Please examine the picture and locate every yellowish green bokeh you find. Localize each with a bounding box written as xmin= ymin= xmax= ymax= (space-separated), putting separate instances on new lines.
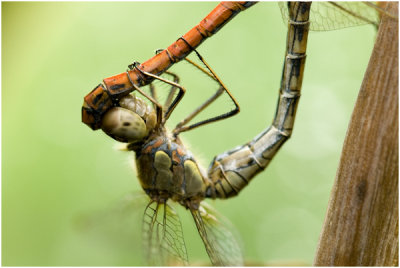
xmin=2 ymin=2 xmax=377 ymax=266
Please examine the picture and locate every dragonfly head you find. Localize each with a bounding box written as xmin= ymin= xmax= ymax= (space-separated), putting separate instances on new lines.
xmin=101 ymin=95 xmax=157 ymax=143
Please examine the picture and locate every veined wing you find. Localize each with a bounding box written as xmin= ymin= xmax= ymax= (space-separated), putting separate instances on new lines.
xmin=142 ymin=201 xmax=189 ymax=266
xmin=191 ymin=202 xmax=243 ymax=266
xmin=279 ymin=1 xmax=381 ymax=31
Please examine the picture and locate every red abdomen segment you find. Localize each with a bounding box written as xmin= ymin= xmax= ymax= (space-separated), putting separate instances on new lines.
xmin=82 ymin=1 xmax=256 ymax=130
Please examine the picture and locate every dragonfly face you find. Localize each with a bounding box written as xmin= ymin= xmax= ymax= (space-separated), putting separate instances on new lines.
xmin=101 ymin=95 xmax=156 ymax=143
xmin=101 ymin=107 xmax=148 ymax=142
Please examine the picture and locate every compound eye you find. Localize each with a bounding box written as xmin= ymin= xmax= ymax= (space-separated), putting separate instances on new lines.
xmin=101 ymin=107 xmax=147 ymax=143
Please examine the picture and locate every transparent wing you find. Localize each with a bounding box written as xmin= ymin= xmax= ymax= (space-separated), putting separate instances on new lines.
xmin=75 ymin=191 xmax=148 ymax=234
xmin=73 ymin=192 xmax=149 ymax=264
xmin=191 ymin=202 xmax=243 ymax=266
xmin=278 ymin=1 xmax=380 ymax=31
xmin=142 ymin=201 xmax=189 ymax=266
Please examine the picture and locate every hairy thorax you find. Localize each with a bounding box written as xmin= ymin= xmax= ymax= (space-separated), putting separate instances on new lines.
xmin=133 ymin=128 xmax=210 ymax=209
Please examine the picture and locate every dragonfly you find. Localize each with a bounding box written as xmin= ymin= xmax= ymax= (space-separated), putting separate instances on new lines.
xmin=81 ymin=1 xmax=396 ymax=266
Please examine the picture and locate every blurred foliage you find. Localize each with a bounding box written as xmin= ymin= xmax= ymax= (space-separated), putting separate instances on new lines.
xmin=2 ymin=2 xmax=377 ymax=266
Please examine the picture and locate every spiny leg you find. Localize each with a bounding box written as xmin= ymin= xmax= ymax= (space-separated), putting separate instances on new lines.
xmin=128 ymin=62 xmax=186 ymax=127
xmin=153 ymin=49 xmax=182 ymax=110
xmin=141 ymin=69 xmax=185 ymax=124
xmin=126 ymin=63 xmax=163 ymax=127
xmin=163 ymin=72 xmax=180 ymax=110
xmin=184 ymin=57 xmax=216 ymax=80
xmin=176 ymin=87 xmax=225 ymax=130
xmin=156 ymin=48 xmax=220 ymax=121
xmin=175 ymin=57 xmax=226 ymax=128
xmin=172 ymin=37 xmax=240 ymax=137
xmin=149 ymin=83 xmax=158 ymax=101
xmin=149 ymin=72 xmax=180 ymax=115
xmin=147 ymin=50 xmax=160 ymax=101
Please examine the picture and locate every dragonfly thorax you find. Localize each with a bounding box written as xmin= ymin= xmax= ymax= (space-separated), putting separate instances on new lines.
xmin=100 ymin=94 xmax=211 ymax=209
xmin=135 ymin=132 xmax=210 ymax=210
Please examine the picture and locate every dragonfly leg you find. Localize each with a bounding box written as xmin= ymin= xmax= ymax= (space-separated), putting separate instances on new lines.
xmin=172 ymin=37 xmax=240 ymax=137
xmin=130 ymin=62 xmax=186 ymax=125
xmin=126 ymin=68 xmax=163 ymax=128
xmin=162 ymin=72 xmax=180 ymax=111
xmin=149 ymin=83 xmax=157 ymax=100
xmin=151 ymin=49 xmax=181 ymax=110
xmin=148 ymin=72 xmax=180 ymax=115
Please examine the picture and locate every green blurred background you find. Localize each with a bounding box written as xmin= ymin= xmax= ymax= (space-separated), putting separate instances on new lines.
xmin=3 ymin=2 xmax=377 ymax=266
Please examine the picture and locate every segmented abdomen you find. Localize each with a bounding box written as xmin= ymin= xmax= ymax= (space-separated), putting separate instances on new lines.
xmin=207 ymin=126 xmax=288 ymax=198
xmin=207 ymin=2 xmax=311 ymax=199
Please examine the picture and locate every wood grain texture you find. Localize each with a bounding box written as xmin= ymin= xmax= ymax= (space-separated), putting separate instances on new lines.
xmin=314 ymin=2 xmax=398 ymax=266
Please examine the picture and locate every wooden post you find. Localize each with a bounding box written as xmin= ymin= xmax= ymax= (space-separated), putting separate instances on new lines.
xmin=314 ymin=2 xmax=398 ymax=266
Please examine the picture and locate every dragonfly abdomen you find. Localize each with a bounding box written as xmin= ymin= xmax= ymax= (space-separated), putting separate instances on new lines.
xmin=207 ymin=2 xmax=311 ymax=199
xmin=206 ymin=126 xmax=289 ymax=198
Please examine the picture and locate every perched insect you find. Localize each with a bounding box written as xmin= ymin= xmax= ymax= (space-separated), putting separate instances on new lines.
xmin=81 ymin=1 xmax=396 ymax=266
xmin=95 ymin=42 xmax=245 ymax=265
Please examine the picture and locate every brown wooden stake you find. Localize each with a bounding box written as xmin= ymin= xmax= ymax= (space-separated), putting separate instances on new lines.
xmin=314 ymin=2 xmax=398 ymax=266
